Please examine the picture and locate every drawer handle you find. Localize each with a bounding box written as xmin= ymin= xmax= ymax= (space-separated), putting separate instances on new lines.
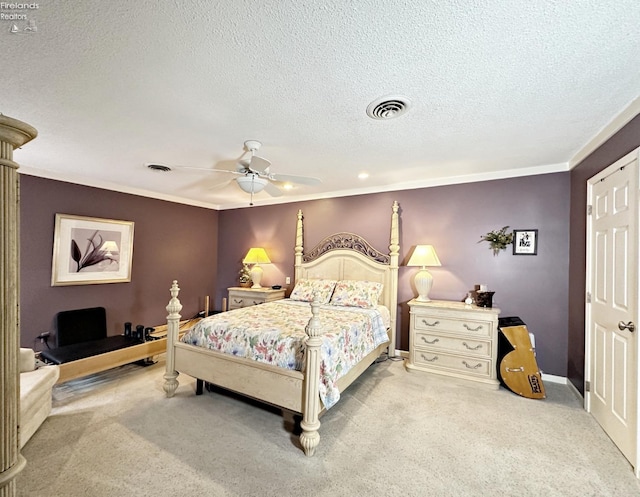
xmin=420 ymin=337 xmax=440 ymax=345
xmin=420 ymin=353 xmax=439 ymax=362
xmin=462 ymin=342 xmax=482 ymax=351
xmin=463 ymin=323 xmax=483 ymax=332
xmin=233 ymin=299 xmax=243 ymax=304
xmin=462 ymin=360 xmax=482 ymax=370
xmin=251 ymin=300 xmax=260 ymax=305
xmin=421 ymin=319 xmax=440 ymax=327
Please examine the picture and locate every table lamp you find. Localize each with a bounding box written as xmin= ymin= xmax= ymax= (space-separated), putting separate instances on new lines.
xmin=407 ymin=244 xmax=441 ymax=302
xmin=243 ymin=247 xmax=271 ymax=288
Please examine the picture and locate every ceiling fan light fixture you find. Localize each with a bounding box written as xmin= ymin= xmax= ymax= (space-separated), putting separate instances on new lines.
xmin=366 ymin=95 xmax=410 ymax=120
xmin=236 ymin=175 xmax=268 ymax=194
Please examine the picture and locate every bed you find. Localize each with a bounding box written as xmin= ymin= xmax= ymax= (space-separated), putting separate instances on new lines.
xmin=163 ymin=201 xmax=399 ymax=456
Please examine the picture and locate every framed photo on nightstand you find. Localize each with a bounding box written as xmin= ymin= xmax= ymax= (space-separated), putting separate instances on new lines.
xmin=513 ymin=229 xmax=538 ymax=255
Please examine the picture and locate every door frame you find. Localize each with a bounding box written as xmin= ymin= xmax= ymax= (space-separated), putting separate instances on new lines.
xmin=584 ymin=147 xmax=640 ymax=476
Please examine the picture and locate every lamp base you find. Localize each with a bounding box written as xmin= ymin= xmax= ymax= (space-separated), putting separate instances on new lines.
xmin=250 ymin=264 xmax=264 ymax=289
xmin=415 ymin=295 xmax=432 ymax=303
xmin=414 ymin=268 xmax=434 ymax=302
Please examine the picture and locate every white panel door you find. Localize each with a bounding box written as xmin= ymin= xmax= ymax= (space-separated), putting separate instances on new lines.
xmin=586 ymin=149 xmax=638 ymax=472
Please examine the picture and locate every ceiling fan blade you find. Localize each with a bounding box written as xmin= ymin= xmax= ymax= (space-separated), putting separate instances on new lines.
xmin=175 ymin=165 xmax=242 ymax=175
xmin=263 ymin=182 xmax=283 ymax=197
xmin=249 ymin=155 xmax=271 ymax=172
xmin=269 ymin=173 xmax=322 ymax=185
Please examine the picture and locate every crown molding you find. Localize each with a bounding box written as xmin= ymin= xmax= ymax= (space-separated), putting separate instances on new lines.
xmin=569 ymin=97 xmax=640 ymax=169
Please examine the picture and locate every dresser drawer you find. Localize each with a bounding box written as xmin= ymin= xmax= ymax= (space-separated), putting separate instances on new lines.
xmin=413 ymin=350 xmax=492 ymax=377
xmin=414 ymin=331 xmax=491 ymax=358
xmin=227 ymin=287 xmax=285 ymax=310
xmin=229 ymin=298 xmax=262 ymax=309
xmin=413 ymin=314 xmax=492 ymax=338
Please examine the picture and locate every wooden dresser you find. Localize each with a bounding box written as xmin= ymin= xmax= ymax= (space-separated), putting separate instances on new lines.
xmin=227 ymin=286 xmax=286 ymax=310
xmin=405 ymin=299 xmax=500 ymax=388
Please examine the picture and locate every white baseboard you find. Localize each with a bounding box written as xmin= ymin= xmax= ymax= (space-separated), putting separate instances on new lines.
xmin=541 ymin=372 xmax=566 ymax=384
xmin=565 ymin=378 xmax=584 ymax=404
xmin=541 ymin=372 xmax=585 ymax=404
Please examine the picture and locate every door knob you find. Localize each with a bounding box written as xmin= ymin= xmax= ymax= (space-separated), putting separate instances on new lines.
xmin=618 ymin=321 xmax=636 ymax=333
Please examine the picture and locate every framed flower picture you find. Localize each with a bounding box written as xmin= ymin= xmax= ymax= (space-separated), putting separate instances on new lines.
xmin=51 ymin=214 xmax=135 ymax=286
xmin=513 ymin=229 xmax=538 ymax=256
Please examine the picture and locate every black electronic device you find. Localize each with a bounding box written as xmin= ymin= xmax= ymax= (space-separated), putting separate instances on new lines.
xmin=272 ymin=285 xmax=282 ymax=290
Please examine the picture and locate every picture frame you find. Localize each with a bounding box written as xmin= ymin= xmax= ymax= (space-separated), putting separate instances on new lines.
xmin=513 ymin=229 xmax=538 ymax=256
xmin=51 ymin=214 xmax=134 ymax=286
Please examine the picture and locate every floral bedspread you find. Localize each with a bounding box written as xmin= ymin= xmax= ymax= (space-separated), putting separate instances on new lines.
xmin=180 ymin=299 xmax=389 ymax=409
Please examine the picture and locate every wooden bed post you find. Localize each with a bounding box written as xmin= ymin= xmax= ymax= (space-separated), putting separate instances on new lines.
xmin=163 ymin=280 xmax=182 ymax=398
xmin=294 ymin=209 xmax=303 ymax=283
xmin=299 ymin=300 xmax=322 ymax=456
xmin=388 ymin=201 xmax=400 ymax=357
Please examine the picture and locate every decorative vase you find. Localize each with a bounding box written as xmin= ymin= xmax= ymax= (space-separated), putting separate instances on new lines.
xmin=475 ymin=291 xmax=495 ymax=308
xmin=464 ymin=293 xmax=474 ymax=306
xmin=239 ymin=280 xmax=251 ymax=288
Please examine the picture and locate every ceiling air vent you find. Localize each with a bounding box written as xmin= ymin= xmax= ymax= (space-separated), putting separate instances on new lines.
xmin=146 ymin=163 xmax=172 ymax=172
xmin=366 ymin=95 xmax=410 ymax=120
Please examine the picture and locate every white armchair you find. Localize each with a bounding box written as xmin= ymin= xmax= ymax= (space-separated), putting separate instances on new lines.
xmin=19 ymin=347 xmax=59 ymax=448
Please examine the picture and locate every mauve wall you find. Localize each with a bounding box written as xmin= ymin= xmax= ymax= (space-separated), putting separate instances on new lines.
xmin=20 ymin=175 xmax=219 ymax=348
xmin=216 ymin=173 xmax=570 ymax=377
xmin=568 ymin=114 xmax=640 ymax=393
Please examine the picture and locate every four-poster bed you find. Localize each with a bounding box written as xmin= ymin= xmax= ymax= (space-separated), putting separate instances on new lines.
xmin=163 ymin=201 xmax=399 ymax=456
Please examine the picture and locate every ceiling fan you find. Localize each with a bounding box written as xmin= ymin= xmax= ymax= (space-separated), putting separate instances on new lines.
xmin=174 ymin=140 xmax=322 ymax=205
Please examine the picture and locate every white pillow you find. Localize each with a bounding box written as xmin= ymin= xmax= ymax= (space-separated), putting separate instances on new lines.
xmin=329 ymin=280 xmax=383 ymax=309
xmin=289 ymin=279 xmax=337 ymax=304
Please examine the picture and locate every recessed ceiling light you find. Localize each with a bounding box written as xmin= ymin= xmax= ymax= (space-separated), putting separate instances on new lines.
xmin=366 ymin=95 xmax=410 ymax=120
xmin=358 ymin=172 xmax=369 ymax=180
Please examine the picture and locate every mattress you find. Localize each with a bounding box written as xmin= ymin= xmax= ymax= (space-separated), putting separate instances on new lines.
xmin=180 ymin=299 xmax=389 ymax=408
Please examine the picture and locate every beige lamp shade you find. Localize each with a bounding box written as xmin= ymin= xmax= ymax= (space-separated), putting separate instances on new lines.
xmin=243 ymin=248 xmax=271 ymax=288
xmin=407 ymin=245 xmax=441 ymax=302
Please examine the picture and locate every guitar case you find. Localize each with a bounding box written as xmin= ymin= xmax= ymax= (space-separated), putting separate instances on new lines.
xmin=497 ymin=317 xmax=545 ymax=399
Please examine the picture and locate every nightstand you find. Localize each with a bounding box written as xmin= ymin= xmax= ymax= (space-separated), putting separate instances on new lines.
xmin=405 ymin=299 xmax=500 ymax=389
xmin=227 ymin=287 xmax=286 ymax=310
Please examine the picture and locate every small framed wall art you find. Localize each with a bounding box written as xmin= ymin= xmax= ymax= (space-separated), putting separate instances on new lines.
xmin=51 ymin=214 xmax=135 ymax=286
xmin=512 ymin=229 xmax=538 ymax=256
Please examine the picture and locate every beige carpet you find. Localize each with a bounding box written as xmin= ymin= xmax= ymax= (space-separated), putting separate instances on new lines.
xmin=17 ymin=357 xmax=640 ymax=497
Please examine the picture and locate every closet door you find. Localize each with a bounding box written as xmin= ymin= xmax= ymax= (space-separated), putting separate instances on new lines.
xmin=586 ymin=148 xmax=639 ymax=474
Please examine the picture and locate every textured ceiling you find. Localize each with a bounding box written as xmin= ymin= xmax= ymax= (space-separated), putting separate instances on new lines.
xmin=3 ymin=1 xmax=640 ymax=209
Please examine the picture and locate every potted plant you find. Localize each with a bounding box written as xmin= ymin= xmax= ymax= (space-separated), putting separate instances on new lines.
xmin=239 ymin=263 xmax=252 ymax=287
xmin=479 ymin=226 xmax=513 ymax=256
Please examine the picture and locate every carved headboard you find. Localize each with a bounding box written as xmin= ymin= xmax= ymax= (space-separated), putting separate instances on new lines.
xmin=293 ymin=201 xmax=400 ymax=356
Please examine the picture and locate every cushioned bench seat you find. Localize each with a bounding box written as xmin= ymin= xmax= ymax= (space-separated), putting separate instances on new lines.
xmin=40 ymin=335 xmax=144 ymax=365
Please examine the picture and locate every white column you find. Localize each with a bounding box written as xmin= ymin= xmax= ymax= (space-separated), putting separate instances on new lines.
xmin=0 ymin=115 xmax=37 ymax=497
